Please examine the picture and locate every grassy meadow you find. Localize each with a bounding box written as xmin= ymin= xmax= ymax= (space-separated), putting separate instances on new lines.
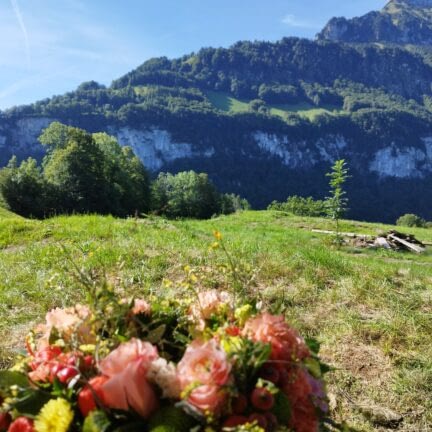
xmin=206 ymin=91 xmax=344 ymax=120
xmin=0 ymin=209 xmax=431 ymax=431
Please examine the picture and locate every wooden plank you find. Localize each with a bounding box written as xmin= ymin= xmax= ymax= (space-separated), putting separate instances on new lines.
xmin=388 ymin=234 xmax=425 ymax=254
xmin=312 ymin=229 xmax=373 ymax=239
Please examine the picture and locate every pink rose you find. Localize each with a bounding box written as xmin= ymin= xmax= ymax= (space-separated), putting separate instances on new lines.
xmin=242 ymin=313 xmax=310 ymax=362
xmin=177 ymin=339 xmax=231 ymax=415
xmin=36 ymin=305 xmax=94 ymax=349
xmin=132 ymin=299 xmax=151 ymax=315
xmin=99 ymin=339 xmax=159 ymax=418
xmin=190 ymin=290 xmax=232 ymax=330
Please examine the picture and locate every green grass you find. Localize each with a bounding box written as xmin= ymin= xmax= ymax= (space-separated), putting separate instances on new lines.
xmin=0 ymin=211 xmax=431 ymax=430
xmin=269 ymin=103 xmax=343 ymax=120
xmin=206 ymin=91 xmax=251 ymax=113
xmin=206 ymin=91 xmax=345 ymax=120
xmin=0 ymin=206 xmax=21 ymax=219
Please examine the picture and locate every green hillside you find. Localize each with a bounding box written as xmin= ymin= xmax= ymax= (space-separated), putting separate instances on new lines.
xmin=3 ymin=36 xmax=432 ymax=221
xmin=0 ymin=211 xmax=431 ymax=430
xmin=0 ymin=206 xmax=21 ymax=219
xmin=206 ymin=91 xmax=344 ymax=120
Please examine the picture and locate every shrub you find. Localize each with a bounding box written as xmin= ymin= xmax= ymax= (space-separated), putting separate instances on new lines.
xmin=396 ymin=213 xmax=427 ymax=228
xmin=268 ymin=195 xmax=327 ymax=217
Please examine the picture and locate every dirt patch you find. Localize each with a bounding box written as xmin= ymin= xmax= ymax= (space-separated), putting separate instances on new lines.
xmin=322 ymin=336 xmax=393 ymax=385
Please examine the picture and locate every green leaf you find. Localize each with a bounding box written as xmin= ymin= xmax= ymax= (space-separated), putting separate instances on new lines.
xmin=148 ymin=406 xmax=197 ymax=432
xmin=83 ymin=410 xmax=111 ymax=432
xmin=305 ymin=337 xmax=321 ymax=355
xmin=0 ymin=371 xmax=30 ymax=392
xmin=304 ymin=358 xmax=322 ymax=378
xmin=146 ymin=324 xmax=166 ymax=344
xmin=13 ymin=390 xmax=52 ymax=416
xmin=272 ymin=392 xmax=291 ymax=425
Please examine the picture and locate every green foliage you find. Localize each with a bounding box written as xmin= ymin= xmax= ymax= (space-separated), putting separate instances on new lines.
xmin=2 ymin=38 xmax=432 ymax=222
xmin=396 ymin=213 xmax=427 ymax=228
xmin=220 ymin=193 xmax=251 ymax=215
xmin=151 ymin=171 xmax=239 ymax=219
xmin=268 ymin=195 xmax=327 ymax=217
xmin=326 ymin=160 xmax=350 ymax=243
xmin=93 ymin=133 xmax=151 ymax=216
xmin=0 ymin=156 xmax=50 ymax=218
xmin=0 ymin=123 xmax=151 ymax=218
xmin=83 ymin=410 xmax=111 ymax=432
xmin=148 ymin=407 xmax=196 ymax=432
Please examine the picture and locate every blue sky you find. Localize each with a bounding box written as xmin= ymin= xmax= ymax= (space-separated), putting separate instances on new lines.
xmin=0 ymin=0 xmax=385 ymax=110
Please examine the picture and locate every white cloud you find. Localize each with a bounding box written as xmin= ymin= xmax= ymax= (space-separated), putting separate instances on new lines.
xmin=282 ymin=14 xmax=320 ymax=29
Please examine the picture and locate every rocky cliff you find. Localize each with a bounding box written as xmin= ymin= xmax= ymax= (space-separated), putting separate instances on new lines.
xmin=318 ymin=0 xmax=432 ymax=45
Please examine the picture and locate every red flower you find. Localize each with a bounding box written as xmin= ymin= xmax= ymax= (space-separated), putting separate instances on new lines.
xmin=288 ymin=398 xmax=319 ymax=432
xmin=0 ymin=412 xmax=11 ymax=431
xmin=282 ymin=367 xmax=319 ymax=432
xmin=7 ymin=418 xmax=34 ymax=432
xmin=78 ymin=376 xmax=109 ymax=417
xmin=225 ymin=326 xmax=241 ymax=337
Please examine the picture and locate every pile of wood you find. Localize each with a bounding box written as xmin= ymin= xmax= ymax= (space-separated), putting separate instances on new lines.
xmin=370 ymin=230 xmax=426 ymax=253
xmin=312 ymin=229 xmax=426 ymax=253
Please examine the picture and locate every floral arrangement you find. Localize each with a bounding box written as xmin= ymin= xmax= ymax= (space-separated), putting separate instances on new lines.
xmin=0 ymin=234 xmax=335 ymax=432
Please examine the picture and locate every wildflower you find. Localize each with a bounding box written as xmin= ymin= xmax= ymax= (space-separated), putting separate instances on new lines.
xmin=213 ymin=231 xmax=222 ymax=241
xmin=34 ymin=399 xmax=73 ymax=432
xmin=235 ymin=304 xmax=253 ymax=326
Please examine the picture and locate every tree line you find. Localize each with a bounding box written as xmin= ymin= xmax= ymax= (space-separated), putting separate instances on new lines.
xmin=0 ymin=122 xmax=248 ymax=219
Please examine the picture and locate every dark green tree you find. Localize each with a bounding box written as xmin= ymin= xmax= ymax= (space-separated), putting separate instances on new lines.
xmin=151 ymin=171 xmax=221 ymax=219
xmin=0 ymin=157 xmax=48 ymax=217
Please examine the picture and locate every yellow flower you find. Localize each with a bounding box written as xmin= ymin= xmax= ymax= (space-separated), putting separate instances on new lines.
xmin=213 ymin=230 xmax=222 ymax=241
xmin=210 ymin=241 xmax=219 ymax=249
xmin=34 ymin=398 xmax=74 ymax=432
xmin=235 ymin=304 xmax=253 ymax=326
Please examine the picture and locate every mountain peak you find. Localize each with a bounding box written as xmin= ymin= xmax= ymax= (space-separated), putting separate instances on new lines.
xmin=318 ymin=0 xmax=432 ymax=45
xmin=387 ymin=0 xmax=432 ymax=7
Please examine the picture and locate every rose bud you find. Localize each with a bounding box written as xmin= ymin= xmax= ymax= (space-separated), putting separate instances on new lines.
xmin=78 ymin=376 xmax=109 ymax=417
xmin=0 ymin=412 xmax=11 ymax=431
xmin=7 ymin=417 xmax=34 ymax=432
xmin=251 ymin=387 xmax=275 ymax=411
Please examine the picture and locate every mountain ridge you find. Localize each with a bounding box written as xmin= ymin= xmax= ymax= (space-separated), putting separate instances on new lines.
xmin=318 ymin=0 xmax=432 ymax=44
xmin=2 ymin=11 xmax=432 ymax=221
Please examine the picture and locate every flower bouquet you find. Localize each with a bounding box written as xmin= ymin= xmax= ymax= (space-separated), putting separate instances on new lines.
xmin=0 ymin=243 xmax=335 ymax=432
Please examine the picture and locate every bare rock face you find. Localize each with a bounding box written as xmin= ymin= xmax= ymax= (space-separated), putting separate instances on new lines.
xmin=318 ymin=0 xmax=432 ymax=45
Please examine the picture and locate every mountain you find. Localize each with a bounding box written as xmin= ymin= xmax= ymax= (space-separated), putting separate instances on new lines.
xmin=2 ymin=13 xmax=432 ymax=222
xmin=318 ymin=0 xmax=432 ymax=45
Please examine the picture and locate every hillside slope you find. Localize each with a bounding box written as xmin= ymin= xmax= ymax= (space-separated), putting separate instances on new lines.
xmin=0 ymin=210 xmax=431 ymax=430
xmin=2 ymin=12 xmax=432 ymax=220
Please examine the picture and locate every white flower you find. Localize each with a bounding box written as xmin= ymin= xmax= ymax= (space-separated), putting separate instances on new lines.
xmin=147 ymin=358 xmax=181 ymax=399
